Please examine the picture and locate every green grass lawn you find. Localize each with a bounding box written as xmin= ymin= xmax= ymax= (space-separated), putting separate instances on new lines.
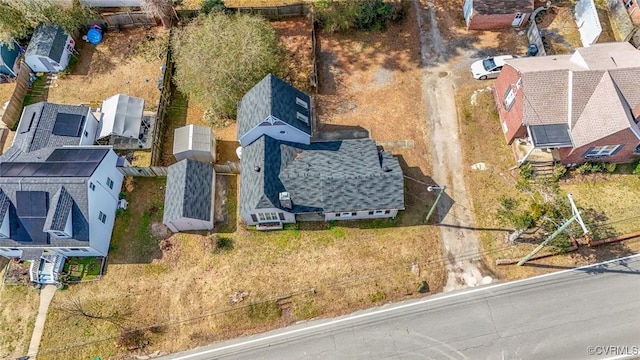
xmin=62 ymin=257 xmax=103 ymax=282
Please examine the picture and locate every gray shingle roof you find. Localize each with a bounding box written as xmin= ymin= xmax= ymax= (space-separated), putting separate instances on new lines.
xmin=163 ymin=159 xmax=214 ymax=223
xmin=472 ymin=0 xmax=533 ymax=15
xmin=0 ymin=147 xmax=108 ymax=247
xmin=25 ymin=24 xmax=68 ymax=63
xmin=44 ymin=186 xmax=73 ymax=232
xmin=240 ymin=137 xmax=405 ymax=215
xmin=237 ymin=74 xmax=312 ymax=140
xmin=0 ymin=178 xmax=90 ymax=247
xmin=6 ymin=102 xmax=89 ymax=161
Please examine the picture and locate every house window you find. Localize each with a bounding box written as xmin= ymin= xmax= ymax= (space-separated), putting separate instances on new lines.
xmin=515 ymin=77 xmax=522 ymax=89
xmin=384 ymin=210 xmax=391 ymax=214
xmin=340 ymin=212 xmax=352 ymax=218
xmin=584 ymin=145 xmax=620 ymax=157
xmin=60 ymin=248 xmax=69 ymax=252
xmin=504 ymin=87 xmax=516 ymax=111
xmin=279 ymin=130 xmax=287 ymax=135
xmin=296 ymin=97 xmax=308 ymax=110
xmin=80 ymin=248 xmax=89 ymax=252
xmin=257 ymin=212 xmax=279 ymax=222
xmin=351 ymin=212 xmax=357 ymax=216
xmin=374 ymin=210 xmax=385 ymax=215
xmin=625 ymin=0 xmax=633 ymax=8
xmin=296 ymin=112 xmax=309 ymax=124
xmin=70 ymin=248 xmax=80 ymax=251
xmin=106 ymin=177 xmax=114 ymax=189
xmin=84 ymin=130 xmax=89 ymax=137
xmin=89 ymin=182 xmax=95 ymax=191
xmin=98 ymin=211 xmax=107 ymax=223
xmin=368 ymin=211 xmax=374 ymax=215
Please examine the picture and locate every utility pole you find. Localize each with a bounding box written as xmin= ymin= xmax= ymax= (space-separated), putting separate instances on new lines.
xmin=425 ymin=186 xmax=446 ymax=224
xmin=517 ymin=194 xmax=588 ymax=266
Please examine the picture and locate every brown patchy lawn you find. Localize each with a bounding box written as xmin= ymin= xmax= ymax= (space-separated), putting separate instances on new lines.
xmin=0 ymin=282 xmax=39 ymax=358
xmin=46 ymin=27 xmax=167 ymax=110
xmin=37 ymin=11 xmax=446 ymax=359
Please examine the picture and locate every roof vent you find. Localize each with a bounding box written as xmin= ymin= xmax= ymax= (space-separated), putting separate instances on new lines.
xmin=383 ymin=166 xmax=391 ymax=172
xmin=254 ymin=166 xmax=261 ymax=172
xmin=279 ymin=192 xmax=292 ymax=209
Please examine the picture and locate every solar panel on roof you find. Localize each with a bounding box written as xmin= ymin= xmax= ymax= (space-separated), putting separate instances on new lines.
xmin=16 ymin=191 xmax=48 ymax=217
xmin=52 ymin=113 xmax=85 ymax=137
xmin=46 ymin=148 xmax=109 ymax=162
xmin=13 ymin=191 xmax=50 ymax=244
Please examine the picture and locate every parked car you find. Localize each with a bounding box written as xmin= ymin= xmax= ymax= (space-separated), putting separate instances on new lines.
xmin=471 ymin=55 xmax=518 ymax=80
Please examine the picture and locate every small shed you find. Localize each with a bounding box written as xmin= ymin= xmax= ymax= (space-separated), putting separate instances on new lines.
xmin=0 ymin=43 xmax=20 ymax=77
xmin=25 ymin=24 xmax=75 ymax=73
xmin=163 ymin=159 xmax=216 ymax=233
xmin=575 ymin=0 xmax=602 ymax=47
xmin=97 ymin=94 xmax=145 ymax=139
xmin=173 ymin=125 xmax=216 ymax=163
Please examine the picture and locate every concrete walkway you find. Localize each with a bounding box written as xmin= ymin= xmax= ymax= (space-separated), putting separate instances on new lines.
xmin=27 ymin=285 xmax=56 ymax=358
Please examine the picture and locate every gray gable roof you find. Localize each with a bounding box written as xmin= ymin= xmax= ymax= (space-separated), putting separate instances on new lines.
xmin=44 ymin=186 xmax=73 ymax=232
xmin=237 ymin=74 xmax=312 ymax=140
xmin=240 ymin=136 xmax=405 ymax=215
xmin=163 ymin=159 xmax=214 ymax=223
xmin=0 ymin=147 xmax=110 ymax=247
xmin=0 ymin=179 xmax=90 ymax=247
xmin=25 ymin=24 xmax=68 ymax=62
xmin=5 ymin=102 xmax=89 ymax=162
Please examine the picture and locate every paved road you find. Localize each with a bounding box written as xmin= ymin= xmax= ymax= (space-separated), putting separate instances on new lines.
xmin=161 ymin=255 xmax=640 ymax=360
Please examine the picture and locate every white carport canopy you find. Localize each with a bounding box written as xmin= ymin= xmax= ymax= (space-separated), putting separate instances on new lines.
xmin=98 ymin=94 xmax=145 ymax=139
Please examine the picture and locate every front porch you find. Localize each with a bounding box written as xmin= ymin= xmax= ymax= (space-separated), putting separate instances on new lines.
xmin=255 ymin=222 xmax=284 ymax=231
xmin=513 ymin=138 xmax=561 ymax=164
xmin=29 ymin=255 xmax=65 ymax=285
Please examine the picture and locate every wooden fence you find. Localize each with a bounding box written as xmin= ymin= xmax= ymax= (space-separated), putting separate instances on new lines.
xmin=214 ymin=161 xmax=241 ymax=174
xmin=178 ymin=4 xmax=310 ymax=21
xmin=1 ymin=62 xmax=32 ymax=128
xmin=233 ymin=3 xmax=310 ymax=19
xmin=118 ymin=166 xmax=168 ymax=177
xmin=150 ymin=39 xmax=175 ymax=167
xmin=310 ymin=12 xmax=319 ymax=92
xmin=100 ymin=11 xmax=157 ymax=29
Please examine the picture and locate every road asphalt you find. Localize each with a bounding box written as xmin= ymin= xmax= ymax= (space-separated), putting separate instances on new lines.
xmin=161 ymin=254 xmax=640 ymax=360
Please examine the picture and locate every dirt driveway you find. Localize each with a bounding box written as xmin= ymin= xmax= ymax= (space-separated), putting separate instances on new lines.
xmin=414 ymin=0 xmax=526 ymax=290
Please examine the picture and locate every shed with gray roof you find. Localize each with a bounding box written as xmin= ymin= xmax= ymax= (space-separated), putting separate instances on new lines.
xmin=163 ymin=159 xmax=215 ymax=232
xmin=25 ymin=24 xmax=75 ymax=73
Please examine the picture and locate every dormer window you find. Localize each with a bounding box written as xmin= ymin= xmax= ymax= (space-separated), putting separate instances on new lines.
xmin=296 ymin=97 xmax=308 ymax=110
xmin=296 ymin=112 xmax=309 ymax=124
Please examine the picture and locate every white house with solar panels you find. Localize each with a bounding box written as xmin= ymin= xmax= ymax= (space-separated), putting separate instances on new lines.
xmin=0 ymin=101 xmax=123 ymax=284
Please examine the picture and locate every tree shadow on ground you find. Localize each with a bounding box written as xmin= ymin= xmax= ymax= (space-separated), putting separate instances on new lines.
xmin=159 ymin=89 xmax=188 ymax=166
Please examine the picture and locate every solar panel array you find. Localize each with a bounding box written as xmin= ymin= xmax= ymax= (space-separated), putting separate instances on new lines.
xmin=52 ymin=113 xmax=86 ymax=137
xmin=0 ymin=148 xmax=109 ymax=178
xmin=15 ymin=191 xmax=49 ymax=244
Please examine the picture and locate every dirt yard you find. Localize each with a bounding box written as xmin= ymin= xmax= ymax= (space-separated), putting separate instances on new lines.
xmin=46 ymin=27 xmax=168 ymax=110
xmin=35 ymin=12 xmax=448 ymax=359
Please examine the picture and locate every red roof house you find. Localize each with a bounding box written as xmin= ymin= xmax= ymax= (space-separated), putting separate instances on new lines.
xmin=463 ymin=0 xmax=534 ymax=30
xmin=493 ymin=42 xmax=640 ymax=165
